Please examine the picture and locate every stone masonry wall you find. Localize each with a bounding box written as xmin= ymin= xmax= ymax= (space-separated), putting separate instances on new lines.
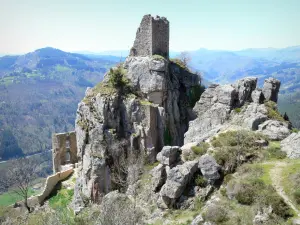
xmin=152 ymin=16 xmax=169 ymax=58
xmin=52 ymin=131 xmax=77 ymax=173
xmin=130 ymin=14 xmax=169 ymax=58
xmin=130 ymin=14 xmax=152 ymax=57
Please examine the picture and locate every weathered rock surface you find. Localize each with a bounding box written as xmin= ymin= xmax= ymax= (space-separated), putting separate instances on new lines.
xmin=281 ymin=133 xmax=300 ymax=158
xmin=234 ymin=77 xmax=257 ymax=106
xmin=160 ymin=160 xmax=198 ymax=206
xmin=184 ymin=84 xmax=237 ymax=144
xmin=151 ymin=164 xmax=167 ymax=192
xmin=258 ymin=120 xmax=290 ymax=140
xmin=231 ymin=103 xmax=269 ymax=130
xmin=191 ymin=214 xmax=204 ymax=225
xmin=198 ymin=154 xmax=221 ymax=184
xmin=156 ymin=146 xmax=180 ymax=166
xmin=262 ymin=77 xmax=281 ymax=102
xmin=251 ymin=88 xmax=264 ymax=104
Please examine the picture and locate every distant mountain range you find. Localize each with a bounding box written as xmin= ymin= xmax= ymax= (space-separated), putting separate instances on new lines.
xmin=0 ymin=46 xmax=299 ymax=159
xmin=0 ymin=47 xmax=117 ymax=158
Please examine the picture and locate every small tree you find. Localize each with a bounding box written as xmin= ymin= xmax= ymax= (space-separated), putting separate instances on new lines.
xmin=0 ymin=157 xmax=39 ymax=212
xmin=179 ymin=51 xmax=191 ymax=68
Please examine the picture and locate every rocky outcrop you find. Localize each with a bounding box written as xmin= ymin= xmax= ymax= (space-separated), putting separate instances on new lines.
xmin=184 ymin=84 xmax=237 ymax=144
xmin=258 ymin=120 xmax=290 ymax=141
xmin=262 ymin=77 xmax=281 ymax=102
xmin=156 ymin=146 xmax=180 ymax=167
xmin=72 ymin=15 xmax=199 ymax=212
xmin=184 ymin=77 xmax=283 ymax=144
xmin=281 ymin=133 xmax=300 ymax=158
xmin=234 ymin=77 xmax=257 ymax=106
xmin=160 ymin=160 xmax=198 ymax=207
xmin=198 ymin=154 xmax=221 ymax=184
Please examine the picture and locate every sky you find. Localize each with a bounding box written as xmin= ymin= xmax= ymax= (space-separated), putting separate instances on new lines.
xmin=0 ymin=0 xmax=299 ymax=54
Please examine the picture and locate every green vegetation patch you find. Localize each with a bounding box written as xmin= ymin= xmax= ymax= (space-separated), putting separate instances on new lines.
xmin=0 ymin=188 xmax=39 ymax=206
xmin=265 ymin=101 xmax=285 ymax=122
xmin=170 ymin=58 xmax=189 ymax=70
xmin=227 ymin=163 xmax=293 ymax=219
xmin=152 ymin=54 xmax=165 ymax=60
xmin=211 ymin=130 xmax=268 ymax=174
xmin=281 ymin=161 xmax=300 ymax=209
xmin=264 ymin=141 xmax=287 ymax=160
xmin=49 ymin=188 xmax=74 ymax=209
xmin=234 ymin=108 xmax=242 ymax=113
xmin=191 ymin=142 xmax=209 ymax=156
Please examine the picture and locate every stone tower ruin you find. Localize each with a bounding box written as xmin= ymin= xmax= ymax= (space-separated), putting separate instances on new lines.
xmin=130 ymin=14 xmax=169 ymax=58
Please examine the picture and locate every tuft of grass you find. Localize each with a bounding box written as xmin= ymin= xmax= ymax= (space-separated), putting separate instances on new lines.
xmin=195 ymin=175 xmax=207 ymax=187
xmin=292 ymin=128 xmax=299 ymax=133
xmin=191 ymin=142 xmax=209 ymax=156
xmin=234 ymin=108 xmax=242 ymax=113
xmin=265 ymin=141 xmax=287 ymax=160
xmin=49 ymin=188 xmax=74 ymax=209
xmin=152 ymin=54 xmax=165 ymax=60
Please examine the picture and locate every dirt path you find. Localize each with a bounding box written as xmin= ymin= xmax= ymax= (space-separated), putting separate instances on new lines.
xmin=269 ymin=161 xmax=300 ymax=217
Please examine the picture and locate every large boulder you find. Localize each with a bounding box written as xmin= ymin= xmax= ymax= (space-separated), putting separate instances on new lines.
xmin=156 ymin=146 xmax=180 ymax=166
xmin=160 ymin=160 xmax=198 ymax=206
xmin=124 ymin=56 xmax=167 ymax=105
xmin=262 ymin=78 xmax=281 ymax=102
xmin=231 ymin=103 xmax=268 ymax=130
xmin=198 ymin=154 xmax=222 ymax=184
xmin=258 ymin=120 xmax=290 ymax=141
xmin=184 ymin=84 xmax=237 ymax=144
xmin=281 ymin=133 xmax=300 ymax=158
xmin=234 ymin=77 xmax=257 ymax=106
xmin=151 ymin=164 xmax=167 ymax=192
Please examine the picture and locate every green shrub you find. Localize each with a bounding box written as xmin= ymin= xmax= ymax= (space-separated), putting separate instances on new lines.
xmin=108 ymin=65 xmax=129 ymax=90
xmin=195 ymin=175 xmax=207 ymax=187
xmin=170 ymin=58 xmax=188 ymax=70
xmin=266 ymin=145 xmax=287 ymax=159
xmin=212 ymin=130 xmax=268 ymax=174
xmin=264 ymin=101 xmax=285 ymax=122
xmin=235 ymin=183 xmax=256 ymax=205
xmin=259 ymin=186 xmax=293 ymax=219
xmin=191 ymin=142 xmax=209 ymax=156
xmin=203 ymin=204 xmax=229 ymax=223
xmin=293 ymin=189 xmax=300 ymax=204
xmin=234 ymin=108 xmax=242 ymax=113
xmin=292 ymin=128 xmax=299 ymax=133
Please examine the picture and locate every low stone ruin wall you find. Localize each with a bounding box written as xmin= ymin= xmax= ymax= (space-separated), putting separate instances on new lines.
xmin=36 ymin=168 xmax=74 ymax=204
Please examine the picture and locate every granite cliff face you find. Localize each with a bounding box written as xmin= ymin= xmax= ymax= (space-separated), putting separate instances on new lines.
xmin=72 ymin=15 xmax=200 ymax=212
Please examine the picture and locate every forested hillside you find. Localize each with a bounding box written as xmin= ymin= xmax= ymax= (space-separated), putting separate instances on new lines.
xmin=0 ymin=47 xmax=117 ymax=159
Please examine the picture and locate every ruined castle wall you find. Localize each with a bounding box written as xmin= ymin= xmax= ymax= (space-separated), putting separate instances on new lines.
xmin=52 ymin=131 xmax=77 ymax=173
xmin=69 ymin=131 xmax=78 ymax=164
xmin=37 ymin=168 xmax=74 ymax=204
xmin=130 ymin=14 xmax=152 ymax=57
xmin=152 ymin=16 xmax=169 ymax=58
